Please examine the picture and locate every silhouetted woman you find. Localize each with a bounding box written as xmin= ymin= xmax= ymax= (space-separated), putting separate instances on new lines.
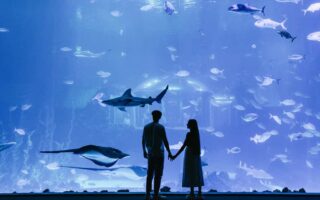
xmin=171 ymin=119 xmax=204 ymax=200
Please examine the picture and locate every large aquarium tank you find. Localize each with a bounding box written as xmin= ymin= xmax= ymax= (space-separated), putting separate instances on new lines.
xmin=0 ymin=0 xmax=320 ymax=193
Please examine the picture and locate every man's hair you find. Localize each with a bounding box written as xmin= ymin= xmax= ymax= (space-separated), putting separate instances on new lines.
xmin=152 ymin=110 xmax=162 ymax=121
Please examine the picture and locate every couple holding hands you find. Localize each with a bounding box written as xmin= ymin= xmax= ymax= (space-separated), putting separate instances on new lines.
xmin=142 ymin=110 xmax=204 ymax=200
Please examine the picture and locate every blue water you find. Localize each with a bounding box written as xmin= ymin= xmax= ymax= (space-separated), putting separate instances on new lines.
xmin=0 ymin=0 xmax=320 ymax=193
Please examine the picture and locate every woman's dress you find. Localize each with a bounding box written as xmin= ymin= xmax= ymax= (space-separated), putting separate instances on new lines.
xmin=182 ymin=133 xmax=204 ymax=187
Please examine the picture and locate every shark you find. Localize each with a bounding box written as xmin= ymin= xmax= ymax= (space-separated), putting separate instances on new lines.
xmin=102 ymin=85 xmax=169 ymax=111
xmin=228 ymin=4 xmax=265 ymax=16
xmin=40 ymin=145 xmax=129 ymax=168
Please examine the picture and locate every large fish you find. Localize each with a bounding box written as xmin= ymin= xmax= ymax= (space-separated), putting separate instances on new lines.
xmin=278 ymin=30 xmax=297 ymax=42
xmin=228 ymin=4 xmax=265 ymax=16
xmin=164 ymin=1 xmax=175 ymax=15
xmin=40 ymin=145 xmax=129 ymax=168
xmin=102 ymin=85 xmax=169 ymax=112
xmin=0 ymin=142 xmax=16 ymax=152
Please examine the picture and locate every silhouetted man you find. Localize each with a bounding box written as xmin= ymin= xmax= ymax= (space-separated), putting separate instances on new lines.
xmin=142 ymin=110 xmax=172 ymax=200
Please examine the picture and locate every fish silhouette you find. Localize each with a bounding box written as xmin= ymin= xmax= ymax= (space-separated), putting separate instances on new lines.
xmin=40 ymin=145 xmax=129 ymax=168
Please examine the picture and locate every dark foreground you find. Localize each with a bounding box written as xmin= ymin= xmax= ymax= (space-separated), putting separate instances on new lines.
xmin=1 ymin=192 xmax=320 ymax=200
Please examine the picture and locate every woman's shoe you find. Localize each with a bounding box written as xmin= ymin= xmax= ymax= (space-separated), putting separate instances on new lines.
xmin=154 ymin=195 xmax=167 ymax=200
xmin=186 ymin=194 xmax=195 ymax=200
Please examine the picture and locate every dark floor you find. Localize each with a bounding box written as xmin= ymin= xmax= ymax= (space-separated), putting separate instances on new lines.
xmin=0 ymin=192 xmax=320 ymax=200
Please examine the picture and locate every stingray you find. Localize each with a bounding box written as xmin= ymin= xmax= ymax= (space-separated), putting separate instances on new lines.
xmin=40 ymin=145 xmax=129 ymax=168
xmin=0 ymin=142 xmax=16 ymax=152
xmin=61 ymin=165 xmax=147 ymax=180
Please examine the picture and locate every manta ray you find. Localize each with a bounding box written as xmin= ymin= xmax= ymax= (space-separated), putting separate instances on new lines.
xmin=40 ymin=145 xmax=129 ymax=168
xmin=0 ymin=142 xmax=16 ymax=152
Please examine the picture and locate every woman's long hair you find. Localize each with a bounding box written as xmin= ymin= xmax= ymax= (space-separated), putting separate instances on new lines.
xmin=188 ymin=119 xmax=201 ymax=156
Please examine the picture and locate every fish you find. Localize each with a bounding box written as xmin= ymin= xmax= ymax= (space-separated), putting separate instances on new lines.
xmin=234 ymin=104 xmax=246 ymax=111
xmin=303 ymin=3 xmax=320 ymax=15
xmin=0 ymin=142 xmax=16 ymax=152
xmin=17 ymin=179 xmax=30 ymax=187
xmin=302 ymin=123 xmax=316 ymax=131
xmin=210 ymin=67 xmax=224 ymax=76
xmin=119 ymin=28 xmax=124 ymax=36
xmin=288 ymin=54 xmax=305 ymax=63
xmin=254 ymin=16 xmax=286 ymax=30
xmin=309 ymin=143 xmax=320 ymax=155
xmin=0 ymin=27 xmax=9 ymax=32
xmin=306 ymin=160 xmax=313 ymax=169
xmin=64 ymin=80 xmax=74 ymax=85
xmin=294 ymin=92 xmax=309 ymax=98
xmin=175 ymin=70 xmax=190 ymax=77
xmin=21 ymin=104 xmax=32 ymax=111
xmin=74 ymin=47 xmax=105 ymax=58
xmin=40 ymin=145 xmax=129 ymax=168
xmin=167 ymin=46 xmax=177 ymax=52
xmin=96 ymin=70 xmax=111 ymax=78
xmin=291 ymin=103 xmax=303 ymax=112
xmin=257 ymin=76 xmax=280 ymax=87
xmin=250 ymin=130 xmax=278 ymax=144
xmin=278 ymin=30 xmax=297 ymax=42
xmin=211 ymin=131 xmax=224 ymax=138
xmin=121 ymin=52 xmax=126 ymax=57
xmin=14 ymin=128 xmax=26 ymax=135
xmin=307 ymin=31 xmax=320 ymax=42
xmin=288 ymin=132 xmax=304 ymax=142
xmin=164 ymin=1 xmax=175 ymax=15
xmin=269 ymin=114 xmax=282 ymax=125
xmin=181 ymin=105 xmax=191 ymax=110
xmin=304 ymin=109 xmax=313 ymax=117
xmin=227 ymin=147 xmax=241 ymax=154
xmin=283 ymin=111 xmax=295 ymax=119
xmin=102 ymin=85 xmax=169 ymax=112
xmin=60 ymin=47 xmax=72 ymax=52
xmin=170 ymin=54 xmax=178 ymax=61
xmin=228 ymin=4 xmax=265 ymax=16
xmin=210 ymin=67 xmax=224 ymax=80
xmin=46 ymin=162 xmax=60 ymax=170
xmin=270 ymin=154 xmax=291 ymax=163
xmin=200 ymin=148 xmax=206 ymax=157
xmin=242 ymin=113 xmax=258 ymax=122
xmin=170 ymin=141 xmax=183 ymax=150
xmin=280 ymin=99 xmax=296 ymax=106
xmin=184 ymin=0 xmax=196 ymax=9
xmin=239 ymin=161 xmax=273 ymax=179
xmin=9 ymin=106 xmax=17 ymax=112
xmin=205 ymin=127 xmax=215 ymax=133
xmin=140 ymin=4 xmax=154 ymax=12
xmin=211 ymin=95 xmax=234 ymax=107
xmin=256 ymin=122 xmax=266 ymax=130
xmin=275 ymin=0 xmax=302 ymax=4
xmin=62 ymin=165 xmax=147 ymax=180
xmin=110 ymin=10 xmax=122 ymax=17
